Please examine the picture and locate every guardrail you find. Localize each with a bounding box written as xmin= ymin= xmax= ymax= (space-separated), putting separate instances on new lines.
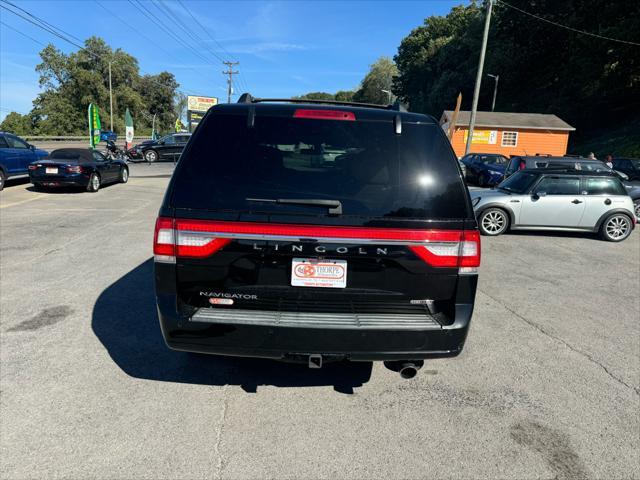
xmin=23 ymin=135 xmax=151 ymax=141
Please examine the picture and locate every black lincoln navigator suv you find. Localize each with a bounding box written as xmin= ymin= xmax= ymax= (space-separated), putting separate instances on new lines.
xmin=154 ymin=95 xmax=480 ymax=376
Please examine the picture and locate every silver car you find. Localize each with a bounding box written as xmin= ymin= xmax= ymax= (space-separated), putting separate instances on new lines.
xmin=470 ymin=170 xmax=636 ymax=242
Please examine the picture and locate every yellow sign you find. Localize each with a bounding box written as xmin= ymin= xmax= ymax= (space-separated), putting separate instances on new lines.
xmin=187 ymin=95 xmax=218 ymax=113
xmin=463 ymin=129 xmax=497 ymax=145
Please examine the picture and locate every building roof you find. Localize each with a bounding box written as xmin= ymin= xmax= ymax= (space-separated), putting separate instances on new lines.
xmin=441 ymin=111 xmax=575 ymax=131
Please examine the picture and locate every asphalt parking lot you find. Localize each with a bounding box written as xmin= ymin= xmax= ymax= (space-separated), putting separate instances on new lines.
xmin=1 ymin=163 xmax=638 ymax=479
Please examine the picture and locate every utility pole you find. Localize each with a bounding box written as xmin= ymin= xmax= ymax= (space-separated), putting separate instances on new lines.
xmin=222 ymin=61 xmax=239 ymax=103
xmin=465 ymin=0 xmax=494 ymax=155
xmin=487 ymin=73 xmax=499 ymax=112
xmin=108 ymin=61 xmax=113 ymax=131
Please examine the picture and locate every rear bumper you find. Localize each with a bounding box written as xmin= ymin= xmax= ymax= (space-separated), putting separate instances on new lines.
xmin=30 ymin=173 xmax=89 ymax=187
xmin=156 ymin=294 xmax=474 ymax=362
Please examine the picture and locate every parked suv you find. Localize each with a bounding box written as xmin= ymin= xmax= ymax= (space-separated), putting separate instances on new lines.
xmin=471 ymin=170 xmax=635 ymax=241
xmin=153 ymin=97 xmax=480 ymax=375
xmin=0 ymin=132 xmax=48 ymax=191
xmin=128 ymin=133 xmax=191 ymax=162
xmin=612 ymin=158 xmax=640 ymax=181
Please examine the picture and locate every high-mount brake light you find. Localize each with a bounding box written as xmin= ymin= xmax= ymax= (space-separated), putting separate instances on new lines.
xmin=293 ymin=109 xmax=356 ymax=121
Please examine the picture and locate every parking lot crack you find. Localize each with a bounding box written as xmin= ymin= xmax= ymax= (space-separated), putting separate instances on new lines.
xmin=213 ymin=386 xmax=229 ymax=480
xmin=478 ymin=290 xmax=639 ymax=397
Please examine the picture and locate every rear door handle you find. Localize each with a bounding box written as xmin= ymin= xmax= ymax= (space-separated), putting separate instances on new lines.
xmin=571 ymin=199 xmax=583 ymax=204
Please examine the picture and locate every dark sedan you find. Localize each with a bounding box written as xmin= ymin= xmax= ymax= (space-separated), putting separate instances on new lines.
xmin=127 ymin=133 xmax=191 ymax=162
xmin=28 ymin=148 xmax=128 ymax=192
xmin=460 ymin=153 xmax=509 ymax=186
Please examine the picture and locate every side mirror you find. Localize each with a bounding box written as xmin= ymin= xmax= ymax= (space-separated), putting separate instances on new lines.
xmin=29 ymin=144 xmax=36 ymax=150
xmin=533 ymin=191 xmax=547 ymax=199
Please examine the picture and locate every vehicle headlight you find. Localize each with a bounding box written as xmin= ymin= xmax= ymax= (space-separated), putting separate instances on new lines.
xmin=472 ymin=197 xmax=481 ymax=207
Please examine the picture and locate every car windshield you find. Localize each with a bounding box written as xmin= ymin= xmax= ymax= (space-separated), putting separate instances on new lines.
xmin=497 ymin=171 xmax=538 ymax=193
xmin=171 ymin=112 xmax=468 ymax=219
xmin=480 ymin=155 xmax=507 ymax=165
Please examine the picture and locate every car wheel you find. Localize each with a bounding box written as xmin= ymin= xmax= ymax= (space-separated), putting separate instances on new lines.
xmin=634 ymin=199 xmax=640 ymax=222
xmin=0 ymin=169 xmax=5 ymax=191
xmin=478 ymin=208 xmax=509 ymax=236
xmin=87 ymin=173 xmax=101 ymax=192
xmin=144 ymin=149 xmax=158 ymax=163
xmin=120 ymin=167 xmax=129 ymax=183
xmin=600 ymin=213 xmax=632 ymax=242
xmin=33 ymin=183 xmax=45 ymax=192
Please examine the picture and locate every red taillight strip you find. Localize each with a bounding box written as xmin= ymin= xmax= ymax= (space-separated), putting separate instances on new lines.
xmin=173 ymin=219 xmax=463 ymax=243
xmin=154 ymin=217 xmax=481 ymax=267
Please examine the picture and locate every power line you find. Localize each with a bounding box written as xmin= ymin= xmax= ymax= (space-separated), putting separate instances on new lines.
xmin=176 ymin=0 xmax=236 ymax=61
xmin=156 ymin=0 xmax=244 ymax=97
xmin=174 ymin=0 xmax=251 ymax=92
xmin=1 ymin=0 xmax=85 ymax=44
xmin=0 ymin=19 xmax=47 ymax=46
xmin=128 ymin=0 xmax=215 ymax=69
xmin=155 ymin=0 xmax=224 ymax=63
xmin=0 ymin=1 xmax=198 ymax=101
xmin=496 ymin=0 xmax=640 ymax=47
xmin=93 ymin=0 xmax=212 ymax=81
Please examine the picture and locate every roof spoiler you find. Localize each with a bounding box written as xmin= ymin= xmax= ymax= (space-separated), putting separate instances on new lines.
xmin=237 ymin=93 xmax=408 ymax=112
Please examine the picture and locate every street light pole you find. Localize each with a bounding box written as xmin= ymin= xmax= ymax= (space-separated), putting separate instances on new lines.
xmin=464 ymin=0 xmax=494 ymax=155
xmin=108 ymin=61 xmax=113 ymax=131
xmin=381 ymin=89 xmax=392 ymax=105
xmin=487 ymin=73 xmax=499 ymax=112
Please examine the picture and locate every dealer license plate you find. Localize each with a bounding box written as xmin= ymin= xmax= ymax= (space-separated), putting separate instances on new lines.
xmin=291 ymin=258 xmax=347 ymax=288
xmin=45 ymin=167 xmax=58 ymax=174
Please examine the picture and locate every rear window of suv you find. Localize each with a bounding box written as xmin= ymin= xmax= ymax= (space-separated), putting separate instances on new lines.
xmin=171 ymin=112 xmax=468 ymax=219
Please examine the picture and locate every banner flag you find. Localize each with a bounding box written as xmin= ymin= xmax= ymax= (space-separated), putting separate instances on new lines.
xmin=87 ymin=103 xmax=101 ymax=149
xmin=125 ymin=108 xmax=134 ymax=149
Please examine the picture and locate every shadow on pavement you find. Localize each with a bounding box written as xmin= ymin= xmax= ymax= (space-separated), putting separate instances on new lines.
xmin=92 ymin=259 xmax=372 ymax=393
xmin=504 ymin=230 xmax=602 ymax=241
xmin=3 ymin=176 xmax=30 ymax=189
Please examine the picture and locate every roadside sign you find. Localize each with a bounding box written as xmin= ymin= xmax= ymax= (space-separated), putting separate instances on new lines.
xmin=187 ymin=96 xmax=218 ymax=113
xmin=463 ymin=129 xmax=497 ymax=145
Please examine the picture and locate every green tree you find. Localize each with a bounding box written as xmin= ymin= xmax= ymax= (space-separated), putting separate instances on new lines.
xmin=0 ymin=112 xmax=33 ymax=135
xmin=293 ymin=92 xmax=336 ymax=101
xmin=393 ymin=1 xmax=640 ymax=154
xmin=334 ymin=90 xmax=355 ymax=102
xmin=353 ymin=57 xmax=399 ymax=105
xmin=27 ymin=37 xmax=179 ymax=135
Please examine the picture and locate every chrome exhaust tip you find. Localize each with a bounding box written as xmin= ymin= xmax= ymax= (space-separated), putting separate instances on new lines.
xmin=399 ymin=364 xmax=419 ymax=379
xmin=384 ymin=360 xmax=424 ymax=379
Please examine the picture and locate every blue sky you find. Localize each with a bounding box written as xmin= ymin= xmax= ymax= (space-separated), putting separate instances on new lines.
xmin=0 ymin=0 xmax=461 ymax=122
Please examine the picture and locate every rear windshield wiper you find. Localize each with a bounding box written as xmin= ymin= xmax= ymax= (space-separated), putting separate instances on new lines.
xmin=246 ymin=197 xmax=343 ymax=215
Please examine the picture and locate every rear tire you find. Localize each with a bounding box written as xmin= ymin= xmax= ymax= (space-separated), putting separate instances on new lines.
xmin=0 ymin=169 xmax=6 ymax=191
xmin=144 ymin=149 xmax=158 ymax=163
xmin=599 ymin=213 xmax=632 ymax=242
xmin=633 ymin=199 xmax=640 ymax=222
xmin=119 ymin=167 xmax=129 ymax=183
xmin=478 ymin=208 xmax=509 ymax=236
xmin=87 ymin=173 xmax=101 ymax=192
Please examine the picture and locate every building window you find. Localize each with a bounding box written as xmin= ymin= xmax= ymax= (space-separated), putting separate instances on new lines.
xmin=502 ymin=131 xmax=518 ymax=147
